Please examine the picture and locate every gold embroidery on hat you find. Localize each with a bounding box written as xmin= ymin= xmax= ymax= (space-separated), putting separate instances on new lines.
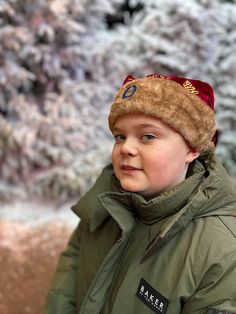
xmin=148 ymin=74 xmax=170 ymax=80
xmin=159 ymin=75 xmax=169 ymax=79
xmin=183 ymin=80 xmax=199 ymax=95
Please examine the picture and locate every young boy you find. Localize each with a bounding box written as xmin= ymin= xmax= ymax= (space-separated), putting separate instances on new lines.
xmin=42 ymin=74 xmax=236 ymax=314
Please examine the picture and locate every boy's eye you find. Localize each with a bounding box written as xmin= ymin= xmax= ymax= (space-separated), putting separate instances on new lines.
xmin=114 ymin=135 xmax=125 ymax=142
xmin=140 ymin=134 xmax=157 ymax=141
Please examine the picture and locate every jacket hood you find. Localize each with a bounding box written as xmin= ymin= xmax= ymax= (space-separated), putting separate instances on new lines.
xmin=191 ymin=152 xmax=236 ymax=218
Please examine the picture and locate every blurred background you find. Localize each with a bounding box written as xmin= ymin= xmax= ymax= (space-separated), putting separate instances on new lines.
xmin=0 ymin=0 xmax=236 ymax=313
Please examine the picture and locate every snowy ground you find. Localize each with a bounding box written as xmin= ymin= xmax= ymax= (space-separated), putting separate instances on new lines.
xmin=0 ymin=198 xmax=79 ymax=226
xmin=0 ymin=198 xmax=79 ymax=314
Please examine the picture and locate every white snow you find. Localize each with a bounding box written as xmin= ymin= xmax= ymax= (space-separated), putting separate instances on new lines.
xmin=0 ymin=198 xmax=79 ymax=227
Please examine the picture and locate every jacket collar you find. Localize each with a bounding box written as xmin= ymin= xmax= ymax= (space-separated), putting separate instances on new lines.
xmin=71 ymin=155 xmax=236 ymax=260
xmin=72 ymin=161 xmax=205 ymax=234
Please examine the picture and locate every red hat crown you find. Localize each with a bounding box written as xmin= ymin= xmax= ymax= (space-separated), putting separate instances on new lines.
xmin=123 ymin=73 xmax=215 ymax=111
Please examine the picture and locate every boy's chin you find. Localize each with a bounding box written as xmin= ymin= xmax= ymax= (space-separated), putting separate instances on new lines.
xmin=120 ymin=183 xmax=141 ymax=194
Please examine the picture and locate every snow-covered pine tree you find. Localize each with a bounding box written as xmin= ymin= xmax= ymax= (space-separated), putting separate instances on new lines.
xmin=207 ymin=1 xmax=236 ymax=177
xmin=0 ymin=0 xmax=116 ymax=201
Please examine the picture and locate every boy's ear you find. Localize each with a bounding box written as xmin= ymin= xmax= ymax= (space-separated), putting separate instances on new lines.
xmin=186 ymin=149 xmax=200 ymax=164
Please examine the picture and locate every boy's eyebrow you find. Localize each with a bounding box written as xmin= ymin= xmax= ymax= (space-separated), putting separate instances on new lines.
xmin=112 ymin=124 xmax=163 ymax=132
xmin=112 ymin=126 xmax=123 ymax=134
xmin=139 ymin=123 xmax=162 ymax=130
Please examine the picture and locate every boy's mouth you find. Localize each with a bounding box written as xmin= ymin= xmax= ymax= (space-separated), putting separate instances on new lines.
xmin=121 ymin=165 xmax=141 ymax=171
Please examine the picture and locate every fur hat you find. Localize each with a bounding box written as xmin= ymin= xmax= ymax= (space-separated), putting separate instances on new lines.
xmin=108 ymin=74 xmax=216 ymax=152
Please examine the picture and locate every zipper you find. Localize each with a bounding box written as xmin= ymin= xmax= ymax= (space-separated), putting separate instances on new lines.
xmin=80 ymin=220 xmax=135 ymax=313
xmin=102 ymin=219 xmax=138 ymax=313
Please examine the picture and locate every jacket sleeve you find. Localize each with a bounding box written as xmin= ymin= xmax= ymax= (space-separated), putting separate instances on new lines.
xmin=181 ymin=249 xmax=236 ymax=314
xmin=41 ymin=222 xmax=83 ymax=314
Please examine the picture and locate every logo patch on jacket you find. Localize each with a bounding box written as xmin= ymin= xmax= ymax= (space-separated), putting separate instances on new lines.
xmin=136 ymin=278 xmax=169 ymax=313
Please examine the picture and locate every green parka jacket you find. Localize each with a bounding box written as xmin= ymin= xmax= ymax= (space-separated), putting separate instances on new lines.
xmin=42 ymin=154 xmax=236 ymax=314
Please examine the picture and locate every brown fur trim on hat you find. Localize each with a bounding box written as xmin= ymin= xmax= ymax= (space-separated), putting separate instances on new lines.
xmin=108 ymin=77 xmax=216 ymax=152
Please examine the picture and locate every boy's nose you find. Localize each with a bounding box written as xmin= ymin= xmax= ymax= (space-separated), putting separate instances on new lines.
xmin=121 ymin=138 xmax=138 ymax=156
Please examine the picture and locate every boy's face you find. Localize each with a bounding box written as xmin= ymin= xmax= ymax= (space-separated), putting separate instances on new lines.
xmin=111 ymin=114 xmax=199 ymax=197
